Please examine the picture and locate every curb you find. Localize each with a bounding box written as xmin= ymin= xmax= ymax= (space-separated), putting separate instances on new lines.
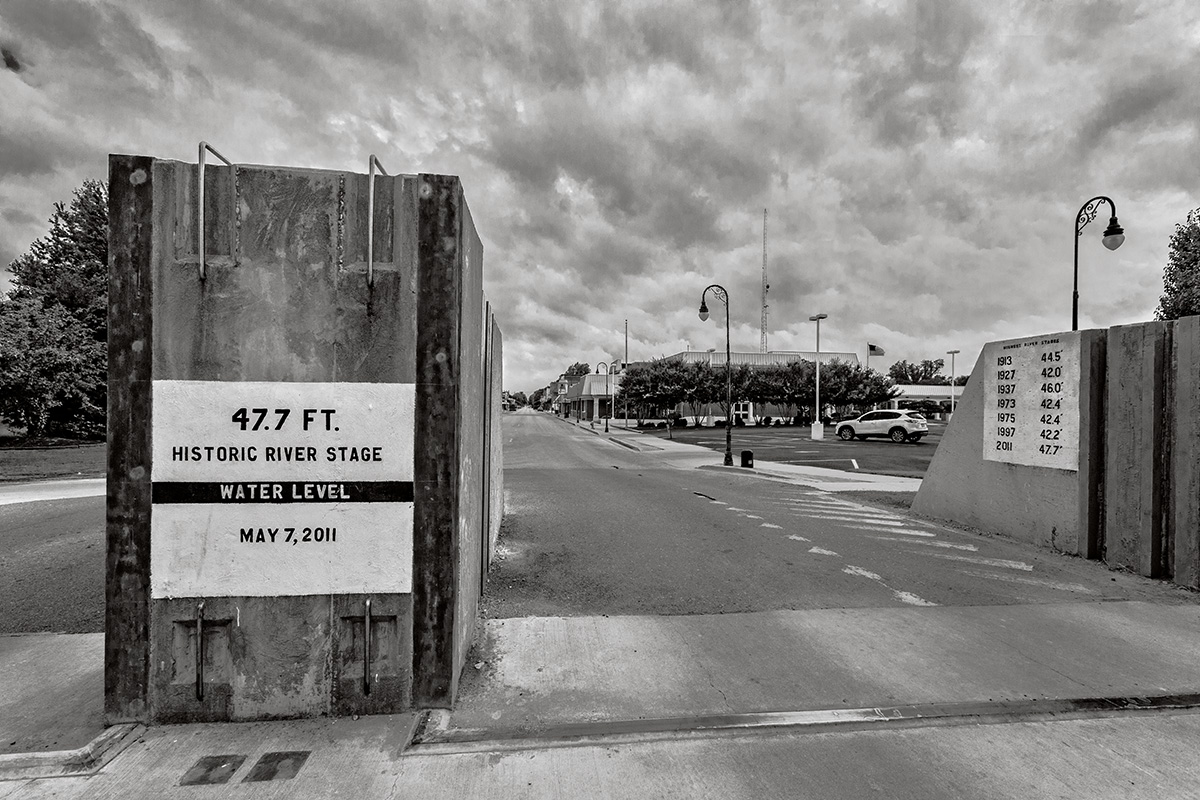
xmin=0 ymin=723 xmax=144 ymax=780
xmin=408 ymin=693 xmax=1200 ymax=755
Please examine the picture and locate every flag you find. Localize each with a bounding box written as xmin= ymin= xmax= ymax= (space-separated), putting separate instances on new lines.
xmin=868 ymin=343 xmax=885 ymax=356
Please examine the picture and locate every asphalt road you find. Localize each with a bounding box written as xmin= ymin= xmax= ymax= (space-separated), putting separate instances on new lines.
xmin=484 ymin=410 xmax=1188 ymax=618
xmin=639 ymin=420 xmax=944 ymax=477
xmin=0 ymin=413 xmax=1190 ymax=634
xmin=0 ymin=496 xmax=104 ymax=634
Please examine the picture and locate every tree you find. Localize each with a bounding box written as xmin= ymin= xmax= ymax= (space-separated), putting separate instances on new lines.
xmin=511 ymin=391 xmax=527 ymax=407
xmin=2 ymin=180 xmax=108 ymax=438
xmin=887 ymin=359 xmax=946 ymax=385
xmin=1157 ymin=207 xmax=1200 ymax=320
xmin=564 ymin=362 xmax=591 ymax=376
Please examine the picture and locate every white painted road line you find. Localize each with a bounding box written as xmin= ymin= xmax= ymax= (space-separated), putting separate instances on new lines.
xmin=845 ymin=525 xmax=937 ymax=537
xmin=787 ymin=534 xmax=810 ymax=542
xmin=892 ymin=590 xmax=938 ymax=607
xmin=761 ymin=523 xmax=782 ymax=529
xmin=850 ymin=459 xmax=859 ymax=469
xmin=801 ymin=512 xmax=907 ymax=526
xmin=957 ymin=569 xmax=1096 ymax=594
xmin=870 ymin=535 xmax=978 ymax=552
xmin=843 ymin=565 xmax=937 ymax=607
xmin=810 ymin=547 xmax=839 ymax=556
xmin=918 ymin=553 xmax=1034 ymax=571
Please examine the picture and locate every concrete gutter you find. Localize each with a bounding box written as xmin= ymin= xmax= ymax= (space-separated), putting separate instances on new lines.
xmin=0 ymin=724 xmax=143 ymax=780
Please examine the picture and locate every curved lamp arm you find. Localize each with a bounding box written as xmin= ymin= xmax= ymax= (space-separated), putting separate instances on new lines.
xmin=1076 ymin=196 xmax=1124 ymax=250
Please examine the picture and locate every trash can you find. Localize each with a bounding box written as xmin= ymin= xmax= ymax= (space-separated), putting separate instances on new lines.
xmin=741 ymin=450 xmax=754 ymax=468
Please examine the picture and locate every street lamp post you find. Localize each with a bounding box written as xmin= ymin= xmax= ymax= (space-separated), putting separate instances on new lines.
xmin=1073 ymin=196 xmax=1125 ymax=331
xmin=699 ymin=285 xmax=734 ymax=467
xmin=946 ymin=349 xmax=960 ymax=417
xmin=809 ymin=313 xmax=828 ymax=440
xmin=706 ymin=348 xmax=716 ymax=426
xmin=595 ymin=361 xmax=613 ymax=432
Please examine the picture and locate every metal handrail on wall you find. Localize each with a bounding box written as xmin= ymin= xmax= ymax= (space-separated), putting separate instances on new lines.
xmin=197 ymin=141 xmax=233 ymax=281
xmin=367 ymin=154 xmax=388 ymax=287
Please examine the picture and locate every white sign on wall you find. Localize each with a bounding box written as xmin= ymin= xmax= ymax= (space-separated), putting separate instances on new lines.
xmin=149 ymin=380 xmax=414 ymax=598
xmin=981 ymin=332 xmax=1081 ymax=471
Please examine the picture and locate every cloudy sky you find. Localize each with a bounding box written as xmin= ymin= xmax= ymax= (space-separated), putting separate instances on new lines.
xmin=2 ymin=0 xmax=1197 ymax=392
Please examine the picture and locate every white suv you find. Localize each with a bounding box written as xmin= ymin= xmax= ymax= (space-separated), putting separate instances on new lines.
xmin=836 ymin=410 xmax=928 ymax=443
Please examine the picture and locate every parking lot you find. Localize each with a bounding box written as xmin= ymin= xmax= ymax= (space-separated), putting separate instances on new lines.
xmin=639 ymin=421 xmax=946 ymax=478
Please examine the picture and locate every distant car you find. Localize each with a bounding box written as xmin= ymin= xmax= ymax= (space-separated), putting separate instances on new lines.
xmin=836 ymin=410 xmax=928 ymax=443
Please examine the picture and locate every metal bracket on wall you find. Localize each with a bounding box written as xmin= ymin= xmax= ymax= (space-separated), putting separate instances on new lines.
xmin=197 ymin=141 xmax=234 ymax=281
xmin=367 ymin=155 xmax=388 ymax=287
xmin=195 ymin=601 xmax=205 ymax=701
xmin=363 ymin=598 xmax=372 ymax=696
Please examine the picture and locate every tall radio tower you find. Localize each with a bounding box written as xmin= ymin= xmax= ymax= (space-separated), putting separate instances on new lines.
xmin=760 ymin=208 xmax=769 ymax=353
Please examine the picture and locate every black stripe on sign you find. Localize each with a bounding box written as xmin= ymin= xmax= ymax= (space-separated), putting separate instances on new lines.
xmin=152 ymin=481 xmax=414 ymax=504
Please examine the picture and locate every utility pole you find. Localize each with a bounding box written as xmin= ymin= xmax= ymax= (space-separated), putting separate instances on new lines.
xmin=760 ymin=208 xmax=769 ymax=354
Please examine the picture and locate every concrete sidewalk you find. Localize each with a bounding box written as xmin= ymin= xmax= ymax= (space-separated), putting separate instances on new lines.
xmin=5 ymin=423 xmax=1200 ymax=796
xmin=5 ymin=601 xmax=1200 ymax=796
xmin=562 ymin=415 xmax=921 ymax=492
xmin=0 ymin=478 xmax=105 ymax=507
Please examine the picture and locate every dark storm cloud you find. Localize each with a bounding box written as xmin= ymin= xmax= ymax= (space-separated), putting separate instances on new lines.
xmin=468 ymin=0 xmax=762 ymax=92
xmin=1 ymin=207 xmax=41 ymax=227
xmin=1076 ymin=72 xmax=1190 ymax=150
xmin=1 ymin=0 xmax=170 ymax=87
xmin=0 ymin=126 xmax=60 ymax=176
xmin=2 ymin=47 xmax=21 ymax=72
xmin=233 ymin=1 xmax=428 ymax=66
xmin=840 ymin=0 xmax=984 ymax=147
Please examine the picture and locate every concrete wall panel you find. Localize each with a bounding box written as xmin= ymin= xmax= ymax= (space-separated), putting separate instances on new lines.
xmin=1104 ymin=322 xmax=1169 ymax=577
xmin=111 ymin=157 xmax=501 ymax=722
xmin=913 ymin=330 xmax=1105 ymax=556
xmin=1172 ymin=315 xmax=1200 ymax=588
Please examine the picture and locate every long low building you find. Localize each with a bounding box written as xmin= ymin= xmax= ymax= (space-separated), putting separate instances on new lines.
xmin=662 ymin=350 xmax=860 ymax=367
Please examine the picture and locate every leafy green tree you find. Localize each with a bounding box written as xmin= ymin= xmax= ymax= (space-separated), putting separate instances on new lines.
xmin=615 ymin=362 xmax=654 ymax=425
xmin=681 ymin=361 xmax=719 ymax=422
xmin=887 ymin=358 xmax=946 ymax=385
xmin=2 ymin=180 xmax=108 ymax=438
xmin=0 ymin=296 xmax=104 ymax=437
xmin=1157 ymin=207 xmax=1200 ymax=320
xmin=778 ymin=359 xmax=815 ymax=419
xmin=842 ymin=364 xmax=901 ymax=409
xmin=564 ymin=362 xmax=591 ymax=376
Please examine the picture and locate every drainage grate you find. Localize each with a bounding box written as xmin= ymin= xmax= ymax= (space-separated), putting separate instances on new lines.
xmin=179 ymin=754 xmax=247 ymax=786
xmin=242 ymin=751 xmax=311 ymax=782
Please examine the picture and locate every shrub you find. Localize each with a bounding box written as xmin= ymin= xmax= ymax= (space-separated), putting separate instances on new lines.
xmin=734 ymin=416 xmax=746 ymax=427
xmin=674 ymin=417 xmax=688 ymax=428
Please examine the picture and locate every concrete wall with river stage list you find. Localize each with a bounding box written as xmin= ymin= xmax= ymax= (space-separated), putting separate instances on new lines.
xmin=914 ymin=318 xmax=1200 ymax=591
xmin=106 ymin=155 xmax=502 ymax=724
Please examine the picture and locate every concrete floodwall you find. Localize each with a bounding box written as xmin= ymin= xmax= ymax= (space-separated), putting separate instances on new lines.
xmin=915 ymin=318 xmax=1200 ymax=590
xmin=106 ymin=156 xmax=502 ymax=724
xmin=912 ymin=331 xmax=1105 ymax=557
